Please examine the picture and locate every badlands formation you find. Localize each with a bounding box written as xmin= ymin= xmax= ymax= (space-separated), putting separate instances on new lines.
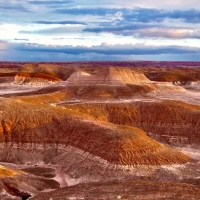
xmin=0 ymin=61 xmax=200 ymax=199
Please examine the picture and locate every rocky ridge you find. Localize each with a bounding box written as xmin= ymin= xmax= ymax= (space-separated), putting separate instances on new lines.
xmin=65 ymin=101 xmax=200 ymax=146
xmin=0 ymin=97 xmax=191 ymax=166
xmin=14 ymin=72 xmax=61 ymax=86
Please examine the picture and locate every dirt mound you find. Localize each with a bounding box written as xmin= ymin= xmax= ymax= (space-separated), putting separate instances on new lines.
xmin=66 ymin=67 xmax=151 ymax=86
xmin=14 ymin=72 xmax=61 ymax=85
xmin=0 ymin=98 xmax=191 ymax=166
xmin=19 ymin=63 xmax=74 ymax=80
xmin=66 ymin=100 xmax=200 ymax=146
xmin=146 ymin=71 xmax=199 ymax=84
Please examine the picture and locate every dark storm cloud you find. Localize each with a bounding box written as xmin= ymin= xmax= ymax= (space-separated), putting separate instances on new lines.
xmin=2 ymin=42 xmax=200 ymax=61
xmin=122 ymin=8 xmax=200 ymax=23
xmin=84 ymin=23 xmax=200 ymax=39
xmin=50 ymin=7 xmax=200 ymax=39
xmin=33 ymin=20 xmax=87 ymax=25
xmin=0 ymin=4 xmax=28 ymax=12
xmin=80 ymin=8 xmax=200 ymax=39
xmin=54 ymin=7 xmax=200 ymax=24
xmin=13 ymin=43 xmax=200 ymax=56
xmin=54 ymin=8 xmax=120 ymax=16
xmin=83 ymin=23 xmax=156 ymax=35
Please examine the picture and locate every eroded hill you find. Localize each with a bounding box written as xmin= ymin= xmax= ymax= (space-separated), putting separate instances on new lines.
xmin=0 ymin=62 xmax=199 ymax=199
xmin=0 ymin=97 xmax=191 ymax=166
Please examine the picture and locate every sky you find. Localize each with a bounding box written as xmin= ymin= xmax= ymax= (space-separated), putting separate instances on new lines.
xmin=0 ymin=0 xmax=200 ymax=61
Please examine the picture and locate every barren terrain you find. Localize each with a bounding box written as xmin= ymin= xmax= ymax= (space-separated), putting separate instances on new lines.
xmin=0 ymin=61 xmax=199 ymax=199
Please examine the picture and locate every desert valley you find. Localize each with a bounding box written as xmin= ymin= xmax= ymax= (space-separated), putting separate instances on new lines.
xmin=0 ymin=61 xmax=199 ymax=199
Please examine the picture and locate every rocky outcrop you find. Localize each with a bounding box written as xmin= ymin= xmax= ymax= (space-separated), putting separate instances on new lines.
xmin=14 ymin=72 xmax=61 ymax=86
xmin=19 ymin=63 xmax=74 ymax=80
xmin=0 ymin=165 xmax=59 ymax=199
xmin=66 ymin=100 xmax=200 ymax=146
xmin=0 ymin=165 xmax=20 ymax=178
xmin=65 ymin=67 xmax=187 ymax=101
xmin=146 ymin=71 xmax=198 ymax=83
xmin=66 ymin=67 xmax=151 ymax=86
xmin=0 ymin=75 xmax=14 ymax=84
xmin=0 ymin=98 xmax=191 ymax=166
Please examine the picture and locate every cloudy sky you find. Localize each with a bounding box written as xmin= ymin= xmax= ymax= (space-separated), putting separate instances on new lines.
xmin=1 ymin=0 xmax=200 ymax=61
